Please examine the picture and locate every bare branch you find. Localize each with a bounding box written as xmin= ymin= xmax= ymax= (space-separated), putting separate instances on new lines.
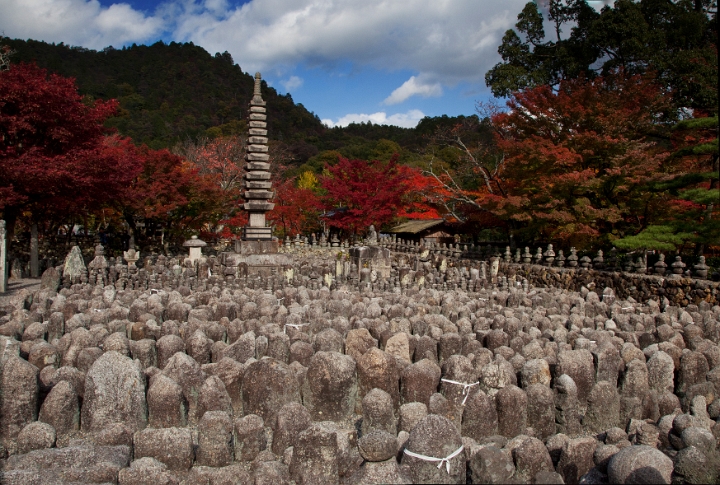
xmin=174 ymin=135 xmax=246 ymax=192
xmin=421 ymin=116 xmax=508 ymax=220
xmin=0 ymin=45 xmax=17 ymax=71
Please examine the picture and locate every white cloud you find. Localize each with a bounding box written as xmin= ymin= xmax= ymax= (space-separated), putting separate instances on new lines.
xmin=203 ymin=0 xmax=229 ymax=17
xmin=281 ymin=75 xmax=303 ymax=92
xmin=384 ymin=76 xmax=442 ymax=105
xmin=0 ymin=0 xmax=528 ymax=91
xmin=323 ymin=109 xmax=425 ymax=129
xmin=0 ymin=0 xmax=164 ymax=49
xmin=172 ymin=0 xmax=526 ymax=85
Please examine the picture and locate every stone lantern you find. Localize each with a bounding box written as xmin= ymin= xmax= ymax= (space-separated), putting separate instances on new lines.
xmin=183 ymin=235 xmax=207 ymax=264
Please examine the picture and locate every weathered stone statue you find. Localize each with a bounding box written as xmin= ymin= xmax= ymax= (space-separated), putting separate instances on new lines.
xmin=366 ymin=225 xmax=378 ymax=245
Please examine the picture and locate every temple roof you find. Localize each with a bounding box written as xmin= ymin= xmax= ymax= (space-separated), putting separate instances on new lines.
xmin=387 ymin=219 xmax=446 ymax=234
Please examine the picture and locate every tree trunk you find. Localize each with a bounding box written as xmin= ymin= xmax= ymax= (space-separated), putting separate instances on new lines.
xmin=710 ymin=153 xmax=719 ymax=190
xmin=2 ymin=206 xmax=18 ymax=255
xmin=124 ymin=212 xmax=137 ymax=250
xmin=30 ymin=222 xmax=39 ymax=278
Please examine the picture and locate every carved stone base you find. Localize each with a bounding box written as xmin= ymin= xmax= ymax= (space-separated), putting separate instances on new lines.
xmin=243 ymin=226 xmax=273 ymax=240
xmin=234 ymin=239 xmax=279 ymax=255
xmin=222 ymin=240 xmax=293 ymax=277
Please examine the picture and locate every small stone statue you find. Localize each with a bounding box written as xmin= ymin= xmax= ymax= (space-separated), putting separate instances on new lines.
xmin=522 ymin=247 xmax=533 ymax=264
xmin=623 ymin=255 xmax=635 ymax=273
xmin=366 ymin=225 xmax=378 ymax=245
xmin=606 ymin=247 xmax=618 ymax=271
xmin=671 ymin=255 xmax=685 ymax=275
xmin=635 ymin=256 xmax=647 ymax=274
xmin=693 ymin=256 xmax=708 ymax=279
xmin=544 ymin=244 xmax=555 ymax=266
xmin=654 ymin=254 xmax=667 ymax=276
xmin=567 ymin=247 xmax=579 ymax=267
xmin=490 ymin=257 xmax=500 ymax=278
xmin=556 ymin=249 xmax=565 ymax=267
xmin=504 ymin=246 xmax=512 ymax=263
xmin=123 ymin=247 xmax=140 ymax=268
xmin=579 ymin=255 xmax=592 ymax=269
xmin=94 ymin=244 xmax=105 ymax=258
xmin=593 ymin=250 xmax=604 ymax=270
xmin=533 ymin=247 xmax=544 ymax=265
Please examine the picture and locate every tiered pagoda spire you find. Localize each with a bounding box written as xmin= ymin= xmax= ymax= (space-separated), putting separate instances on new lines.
xmin=243 ymin=72 xmax=273 ymax=240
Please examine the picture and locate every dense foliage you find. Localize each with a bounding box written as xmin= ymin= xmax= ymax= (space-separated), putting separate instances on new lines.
xmin=489 ymin=71 xmax=676 ymax=247
xmin=486 ymin=0 xmax=717 ymax=115
xmin=475 ymin=0 xmax=718 ymax=253
xmin=2 ymin=0 xmax=718 ymax=257
xmin=1 ymin=38 xmax=325 ymax=153
xmin=0 ymin=63 xmax=140 ymax=238
xmin=320 ymin=155 xmax=410 ymax=234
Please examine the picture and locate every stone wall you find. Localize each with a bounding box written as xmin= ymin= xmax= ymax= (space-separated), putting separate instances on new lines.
xmin=501 ymin=263 xmax=720 ymax=308
xmin=274 ymin=241 xmax=720 ymax=308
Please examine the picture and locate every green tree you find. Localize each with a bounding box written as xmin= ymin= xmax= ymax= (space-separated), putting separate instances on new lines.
xmin=615 ymin=115 xmax=720 ymax=251
xmin=486 ymin=0 xmax=717 ymax=114
xmin=1 ymin=38 xmax=326 ymax=150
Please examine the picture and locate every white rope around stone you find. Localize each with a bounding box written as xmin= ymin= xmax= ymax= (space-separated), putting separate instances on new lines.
xmin=283 ymin=323 xmax=306 ymax=333
xmin=403 ymin=445 xmax=465 ymax=473
xmin=440 ymin=379 xmax=479 ymax=405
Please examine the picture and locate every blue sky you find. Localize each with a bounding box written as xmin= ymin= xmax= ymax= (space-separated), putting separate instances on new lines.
xmin=0 ymin=0 xmax=534 ymax=127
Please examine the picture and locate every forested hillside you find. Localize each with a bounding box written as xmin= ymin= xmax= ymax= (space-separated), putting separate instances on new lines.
xmin=1 ymin=38 xmax=326 ymax=151
xmin=1 ymin=36 xmax=490 ymax=245
xmin=1 ymin=37 xmax=482 ymax=170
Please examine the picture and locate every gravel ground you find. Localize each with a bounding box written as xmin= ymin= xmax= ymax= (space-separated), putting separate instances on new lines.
xmin=0 ymin=278 xmax=42 ymax=306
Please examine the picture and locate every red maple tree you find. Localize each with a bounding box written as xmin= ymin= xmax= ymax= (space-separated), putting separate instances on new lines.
xmin=267 ymin=177 xmax=322 ymax=239
xmin=177 ymin=135 xmax=245 ymax=193
xmin=489 ymin=70 xmax=674 ymax=247
xmin=397 ymin=165 xmax=444 ymax=220
xmin=0 ymin=63 xmax=136 ymax=237
xmin=320 ymin=154 xmax=410 ymax=234
xmin=105 ymin=136 xmax=227 ymax=243
xmin=178 ymin=135 xmax=250 ymax=238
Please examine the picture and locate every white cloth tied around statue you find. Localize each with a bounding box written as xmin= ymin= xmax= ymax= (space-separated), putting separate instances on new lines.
xmin=284 ymin=323 xmax=306 ymax=333
xmin=403 ymin=445 xmax=465 ymax=473
xmin=441 ymin=378 xmax=479 ymax=405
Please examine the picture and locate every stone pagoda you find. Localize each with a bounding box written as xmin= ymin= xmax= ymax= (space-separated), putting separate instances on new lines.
xmin=222 ymin=72 xmax=292 ymax=276
xmin=243 ymin=72 xmax=274 ymax=241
